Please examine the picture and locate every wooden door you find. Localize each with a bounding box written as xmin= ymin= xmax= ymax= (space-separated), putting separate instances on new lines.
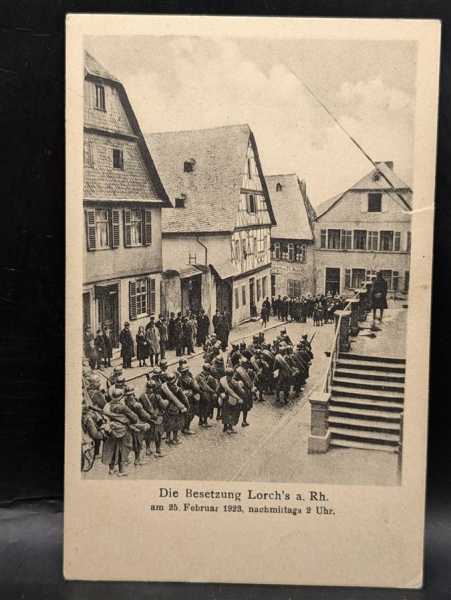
xmin=99 ymin=285 xmax=119 ymax=346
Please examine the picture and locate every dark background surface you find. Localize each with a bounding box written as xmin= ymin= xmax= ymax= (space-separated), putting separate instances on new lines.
xmin=0 ymin=1 xmax=450 ymax=598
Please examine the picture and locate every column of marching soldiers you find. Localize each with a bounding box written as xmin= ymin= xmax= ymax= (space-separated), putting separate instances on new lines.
xmin=81 ymin=328 xmax=315 ymax=476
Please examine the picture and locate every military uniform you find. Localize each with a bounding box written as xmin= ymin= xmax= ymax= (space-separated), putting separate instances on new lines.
xmin=219 ymin=369 xmax=242 ymax=433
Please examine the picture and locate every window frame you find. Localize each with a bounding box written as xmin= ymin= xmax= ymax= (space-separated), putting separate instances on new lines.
xmin=94 ymin=84 xmax=106 ymax=111
xmin=288 ymin=243 xmax=295 ymax=262
xmin=354 ymin=229 xmax=367 ymax=251
xmin=135 ymin=278 xmax=148 ymax=318
xmin=327 ymin=229 xmax=341 ymax=250
xmin=112 ymin=148 xmax=124 ymax=170
xmin=368 ymin=231 xmax=379 ymax=251
xmin=380 ymin=230 xmax=394 ymax=252
xmin=368 ymin=192 xmax=382 ymax=212
xmin=341 ymin=230 xmax=352 ymax=250
xmin=241 ymin=285 xmax=246 ymax=306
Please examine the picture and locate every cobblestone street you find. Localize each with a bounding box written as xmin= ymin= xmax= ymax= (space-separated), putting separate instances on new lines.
xmin=84 ymin=312 xmax=402 ymax=485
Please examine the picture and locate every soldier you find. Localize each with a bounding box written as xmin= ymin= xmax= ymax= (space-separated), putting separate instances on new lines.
xmin=177 ymin=363 xmax=200 ymax=434
xmin=250 ymin=349 xmax=266 ymax=401
xmin=159 ymin=358 xmax=169 ymax=377
xmin=211 ymin=355 xmax=225 ymax=420
xmin=102 ymin=387 xmax=138 ymax=476
xmin=280 ymin=327 xmax=293 ymax=346
xmin=235 ymin=357 xmax=254 ymax=427
xmin=123 ymin=385 xmax=152 ymax=466
xmin=274 ymin=342 xmax=294 ymax=404
xmin=261 ymin=344 xmax=275 ymax=393
xmin=228 ymin=343 xmax=241 ymax=368
xmin=160 ymin=371 xmax=188 ymax=445
xmin=195 ymin=363 xmax=216 ymax=428
xmin=219 ymin=367 xmax=242 ymax=434
xmin=139 ymin=378 xmax=165 ymax=458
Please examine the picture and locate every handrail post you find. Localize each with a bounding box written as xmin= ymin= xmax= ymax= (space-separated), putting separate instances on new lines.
xmin=308 ymin=391 xmax=331 ymax=453
xmin=334 ymin=309 xmax=352 ymax=353
xmin=347 ymin=298 xmax=360 ymax=336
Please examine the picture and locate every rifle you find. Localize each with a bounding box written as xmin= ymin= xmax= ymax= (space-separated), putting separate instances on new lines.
xmin=308 ymin=332 xmax=317 ymax=345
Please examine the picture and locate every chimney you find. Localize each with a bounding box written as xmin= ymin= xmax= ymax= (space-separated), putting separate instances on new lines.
xmin=375 ymin=161 xmax=394 ymax=170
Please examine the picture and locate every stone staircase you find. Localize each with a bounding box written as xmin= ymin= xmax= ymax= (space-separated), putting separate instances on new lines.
xmin=328 ymin=353 xmax=405 ymax=452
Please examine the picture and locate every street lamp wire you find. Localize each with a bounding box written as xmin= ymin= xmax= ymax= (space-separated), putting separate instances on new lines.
xmin=283 ymin=61 xmax=411 ymax=211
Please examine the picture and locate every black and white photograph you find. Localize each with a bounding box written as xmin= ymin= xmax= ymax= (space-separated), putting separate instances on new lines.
xmin=80 ymin=32 xmax=417 ymax=486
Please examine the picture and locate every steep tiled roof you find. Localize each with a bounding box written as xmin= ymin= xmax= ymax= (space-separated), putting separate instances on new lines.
xmin=266 ymin=174 xmax=314 ymax=241
xmin=315 ymin=162 xmax=412 ymax=219
xmin=145 ymin=124 xmax=275 ymax=233
xmin=84 ymin=50 xmax=119 ymax=82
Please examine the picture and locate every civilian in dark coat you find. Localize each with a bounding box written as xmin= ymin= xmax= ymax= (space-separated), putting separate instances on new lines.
xmin=167 ymin=312 xmax=176 ymax=350
xmin=102 ymin=326 xmax=113 ymax=367
xmin=136 ymin=325 xmax=149 ymax=367
xmin=197 ymin=310 xmax=210 ymax=346
xmin=371 ymin=272 xmax=388 ymax=321
xmin=119 ymin=322 xmax=134 ymax=369
xmin=174 ymin=314 xmax=184 ymax=356
xmin=94 ymin=329 xmax=105 ymax=369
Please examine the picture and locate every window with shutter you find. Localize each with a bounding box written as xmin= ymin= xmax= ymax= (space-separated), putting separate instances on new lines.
xmin=148 ymin=278 xmax=156 ymax=315
xmin=320 ymin=230 xmax=327 ymax=249
xmin=123 ymin=209 xmax=132 ymax=247
xmin=394 ymin=232 xmax=401 ymax=251
xmin=144 ymin=209 xmax=152 ymax=245
xmin=85 ymin=209 xmax=96 ymax=251
xmin=111 ymin=209 xmax=120 ymax=248
xmin=129 ymin=281 xmax=137 ymax=320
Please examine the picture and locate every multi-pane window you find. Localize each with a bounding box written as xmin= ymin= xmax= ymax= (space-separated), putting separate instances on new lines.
xmin=235 ymin=288 xmax=239 ymax=310
xmin=380 ymin=231 xmax=394 ymax=251
xmin=86 ymin=208 xmax=120 ymax=251
xmin=288 ymin=243 xmax=295 ymax=262
xmin=341 ymin=230 xmax=352 ymax=250
xmin=256 ymin=278 xmax=261 ymax=301
xmin=368 ymin=231 xmax=379 ymax=251
xmin=241 ymin=237 xmax=247 ymax=259
xmin=354 ymin=230 xmax=367 ymax=250
xmin=320 ymin=230 xmax=327 ymax=249
xmin=368 ymin=192 xmax=382 ymax=212
xmin=380 ymin=270 xmax=399 ymax=291
xmin=394 ymin=232 xmax=401 ymax=251
xmin=287 ymin=279 xmax=302 ymax=298
xmin=135 ymin=279 xmax=148 ymax=317
xmin=405 ymin=271 xmax=410 ymax=292
xmin=273 ymin=242 xmax=280 ymax=260
xmin=112 ymin=148 xmax=124 ymax=169
xmin=344 ymin=268 xmax=366 ymax=289
xmin=242 ymin=286 xmax=246 ymax=306
xmin=129 ymin=278 xmax=156 ymax=320
xmin=295 ymin=244 xmax=306 ymax=262
xmin=129 ymin=209 xmax=143 ymax=246
xmin=95 ymin=84 xmax=106 ymax=111
xmin=262 ymin=276 xmax=267 ymax=298
xmin=95 ymin=209 xmax=110 ymax=249
xmin=327 ymin=229 xmax=341 ymax=250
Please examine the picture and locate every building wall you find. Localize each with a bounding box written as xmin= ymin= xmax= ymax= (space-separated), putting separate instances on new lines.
xmin=232 ymin=265 xmax=271 ymax=326
xmin=162 ymin=233 xmax=230 ymax=272
xmin=313 ymin=188 xmax=411 ymax=295
xmin=271 ymin=241 xmax=315 ymax=297
xmin=83 ymin=272 xmax=161 ymax=343
xmin=84 ymin=205 xmax=162 ymax=284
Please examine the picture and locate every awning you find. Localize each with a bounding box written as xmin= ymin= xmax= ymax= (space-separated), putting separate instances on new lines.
xmin=179 ymin=266 xmax=203 ymax=279
xmin=94 ymin=283 xmax=116 ymax=298
xmin=210 ymin=260 xmax=240 ymax=280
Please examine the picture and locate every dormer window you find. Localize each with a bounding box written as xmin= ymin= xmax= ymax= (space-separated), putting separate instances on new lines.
xmin=276 ymin=183 xmax=283 ymax=192
xmin=184 ymin=159 xmax=196 ymax=173
xmin=247 ymin=194 xmax=256 ymax=213
xmin=175 ymin=194 xmax=186 ymax=208
xmin=95 ymin=84 xmax=106 ymax=111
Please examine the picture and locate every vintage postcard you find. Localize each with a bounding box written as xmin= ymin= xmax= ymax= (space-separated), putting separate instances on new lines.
xmin=65 ymin=15 xmax=440 ymax=586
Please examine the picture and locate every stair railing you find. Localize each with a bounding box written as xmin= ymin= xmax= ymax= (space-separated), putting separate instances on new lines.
xmin=322 ymin=293 xmax=360 ymax=394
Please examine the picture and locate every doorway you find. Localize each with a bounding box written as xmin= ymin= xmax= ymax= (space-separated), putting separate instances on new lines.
xmin=98 ymin=284 xmax=119 ymax=347
xmin=325 ymin=268 xmax=340 ymax=295
xmin=249 ymin=277 xmax=257 ymax=318
xmin=83 ymin=292 xmax=91 ymax=332
xmin=181 ymin=274 xmax=202 ymax=315
xmin=216 ymin=278 xmax=232 ymax=324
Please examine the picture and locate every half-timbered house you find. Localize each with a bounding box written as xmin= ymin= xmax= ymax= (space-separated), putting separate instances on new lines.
xmin=146 ymin=124 xmax=276 ymax=326
xmin=266 ymin=174 xmax=316 ymax=298
xmin=83 ymin=52 xmax=171 ymax=346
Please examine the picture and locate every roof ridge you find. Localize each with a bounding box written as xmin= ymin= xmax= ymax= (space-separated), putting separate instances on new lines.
xmin=266 ymin=173 xmax=298 ymax=178
xmin=145 ymin=123 xmax=251 ymax=137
